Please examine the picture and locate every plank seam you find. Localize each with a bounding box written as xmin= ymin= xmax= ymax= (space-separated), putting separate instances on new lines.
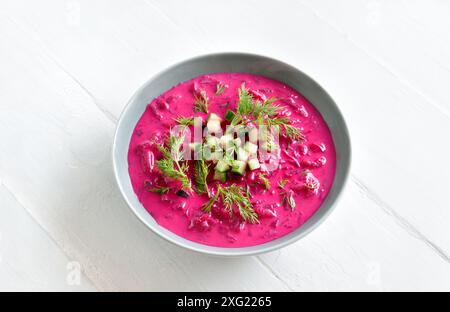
xmin=351 ymin=175 xmax=450 ymax=265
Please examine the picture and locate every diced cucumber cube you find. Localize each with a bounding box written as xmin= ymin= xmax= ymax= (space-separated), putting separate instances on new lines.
xmin=213 ymin=170 xmax=227 ymax=182
xmin=207 ymin=113 xmax=222 ymax=122
xmin=219 ymin=134 xmax=233 ymax=148
xmin=225 ymin=110 xmax=235 ymax=122
xmin=203 ymin=144 xmax=222 ymax=160
xmin=207 ymin=119 xmax=222 ymax=134
xmin=248 ymin=158 xmax=261 ymax=170
xmin=237 ymin=147 xmax=249 ymax=162
xmin=233 ymin=138 xmax=242 ymax=147
xmin=244 ymin=142 xmax=258 ymax=155
xmin=212 ymin=151 xmax=224 ymax=163
xmin=215 ymin=159 xmax=230 ymax=172
xmin=205 ymin=136 xmax=220 ymax=147
xmin=231 ymin=160 xmax=246 ymax=175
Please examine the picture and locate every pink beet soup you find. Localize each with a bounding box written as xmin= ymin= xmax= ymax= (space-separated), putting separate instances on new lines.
xmin=128 ymin=73 xmax=336 ymax=247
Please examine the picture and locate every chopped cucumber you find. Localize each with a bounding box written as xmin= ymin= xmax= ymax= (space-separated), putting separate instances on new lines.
xmin=205 ymin=136 xmax=220 ymax=147
xmin=225 ymin=110 xmax=235 ymax=122
xmin=244 ymin=142 xmax=258 ymax=155
xmin=233 ymin=138 xmax=242 ymax=147
xmin=215 ymin=159 xmax=230 ymax=172
xmin=203 ymin=144 xmax=222 ymax=160
xmin=207 ymin=119 xmax=222 ymax=134
xmin=213 ymin=170 xmax=227 ymax=182
xmin=237 ymin=147 xmax=249 ymax=162
xmin=248 ymin=158 xmax=261 ymax=170
xmin=219 ymin=134 xmax=233 ymax=148
xmin=212 ymin=150 xmax=224 ymax=163
xmin=231 ymin=160 xmax=246 ymax=175
xmin=207 ymin=113 xmax=222 ymax=122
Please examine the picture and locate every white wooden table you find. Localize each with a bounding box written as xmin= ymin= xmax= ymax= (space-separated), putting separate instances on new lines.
xmin=1 ymin=0 xmax=449 ymax=291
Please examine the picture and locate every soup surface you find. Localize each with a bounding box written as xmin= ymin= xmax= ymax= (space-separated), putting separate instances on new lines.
xmin=128 ymin=73 xmax=336 ymax=247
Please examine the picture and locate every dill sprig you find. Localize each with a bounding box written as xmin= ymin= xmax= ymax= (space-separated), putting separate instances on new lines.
xmin=236 ymin=84 xmax=283 ymax=118
xmin=156 ymin=132 xmax=192 ymax=192
xmin=278 ymin=179 xmax=289 ymax=189
xmin=252 ymin=97 xmax=281 ymax=119
xmin=202 ymin=189 xmax=219 ymax=213
xmin=215 ymin=83 xmax=226 ymax=96
xmin=174 ymin=116 xmax=195 ymax=126
xmin=264 ymin=117 xmax=304 ymax=142
xmin=284 ymin=124 xmax=305 ymax=141
xmin=237 ymin=83 xmax=254 ymax=115
xmin=194 ymin=160 xmax=210 ymax=196
xmin=202 ymin=184 xmax=259 ymax=223
xmin=193 ymin=90 xmax=209 ymax=113
xmin=230 ymin=84 xmax=305 ymax=142
xmin=149 ymin=186 xmax=170 ymax=194
xmin=259 ymin=173 xmax=271 ymax=190
xmin=265 ymin=116 xmax=290 ymax=127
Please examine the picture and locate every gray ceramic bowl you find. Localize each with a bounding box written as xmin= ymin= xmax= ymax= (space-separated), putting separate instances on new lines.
xmin=113 ymin=53 xmax=351 ymax=257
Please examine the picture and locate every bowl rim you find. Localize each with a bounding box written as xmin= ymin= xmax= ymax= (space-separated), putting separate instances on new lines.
xmin=112 ymin=52 xmax=352 ymax=257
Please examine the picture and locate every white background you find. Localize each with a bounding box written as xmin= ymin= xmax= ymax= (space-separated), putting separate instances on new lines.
xmin=0 ymin=0 xmax=449 ymax=291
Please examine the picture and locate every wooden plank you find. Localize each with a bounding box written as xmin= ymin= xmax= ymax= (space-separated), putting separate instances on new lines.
xmin=1 ymin=0 xmax=449 ymax=290
xmin=0 ymin=183 xmax=96 ymax=291
xmin=258 ymin=180 xmax=450 ymax=291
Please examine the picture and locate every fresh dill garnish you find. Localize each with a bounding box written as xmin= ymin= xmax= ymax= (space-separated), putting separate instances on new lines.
xmin=265 ymin=117 xmax=304 ymax=142
xmin=202 ymin=189 xmax=219 ymax=213
xmin=284 ymin=124 xmax=305 ymax=141
xmin=156 ymin=132 xmax=192 ymax=192
xmin=258 ymin=173 xmax=271 ymax=190
xmin=236 ymin=84 xmax=283 ymax=119
xmin=228 ymin=84 xmax=304 ymax=142
xmin=278 ymin=179 xmax=289 ymax=189
xmin=252 ymin=97 xmax=281 ymax=119
xmin=193 ymin=90 xmax=209 ymax=113
xmin=215 ymin=83 xmax=226 ymax=96
xmin=281 ymin=189 xmax=296 ymax=211
xmin=174 ymin=116 xmax=195 ymax=126
xmin=194 ymin=160 xmax=210 ymax=196
xmin=149 ymin=186 xmax=170 ymax=194
xmin=202 ymin=184 xmax=259 ymax=223
xmin=237 ymin=83 xmax=254 ymax=115
xmin=265 ymin=116 xmax=290 ymax=127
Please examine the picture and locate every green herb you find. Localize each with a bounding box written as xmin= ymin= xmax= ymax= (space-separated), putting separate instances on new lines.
xmin=259 ymin=173 xmax=271 ymax=190
xmin=194 ymin=160 xmax=210 ymax=196
xmin=202 ymin=184 xmax=259 ymax=223
xmin=215 ymin=83 xmax=226 ymax=96
xmin=237 ymin=83 xmax=254 ymax=115
xmin=265 ymin=116 xmax=290 ymax=127
xmin=174 ymin=116 xmax=195 ymax=126
xmin=265 ymin=117 xmax=304 ymax=142
xmin=202 ymin=189 xmax=220 ymax=213
xmin=252 ymin=97 xmax=282 ymax=119
xmin=149 ymin=186 xmax=170 ymax=194
xmin=278 ymin=179 xmax=289 ymax=189
xmin=194 ymin=90 xmax=209 ymax=113
xmin=156 ymin=132 xmax=192 ymax=192
xmin=229 ymin=84 xmax=304 ymax=142
xmin=284 ymin=124 xmax=305 ymax=141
